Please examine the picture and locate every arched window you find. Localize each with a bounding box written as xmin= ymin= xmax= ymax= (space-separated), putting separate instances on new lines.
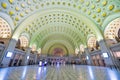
xmin=80 ymin=44 xmax=84 ymax=53
xmin=0 ymin=17 xmax=11 ymax=38
xmin=31 ymin=44 xmax=36 ymax=51
xmin=19 ymin=36 xmax=29 ymax=48
xmin=37 ymin=48 xmax=41 ymax=54
xmin=87 ymin=36 xmax=97 ymax=51
xmin=104 ymin=18 xmax=120 ymax=46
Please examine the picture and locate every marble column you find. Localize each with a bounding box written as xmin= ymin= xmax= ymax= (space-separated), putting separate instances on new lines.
xmin=35 ymin=54 xmax=38 ymax=64
xmin=68 ymin=54 xmax=74 ymax=63
xmin=98 ymin=40 xmax=114 ymax=66
xmin=0 ymin=39 xmax=17 ymax=67
xmin=34 ymin=51 xmax=38 ymax=64
xmin=11 ymin=53 xmax=17 ymax=66
xmin=22 ymin=47 xmax=31 ymax=66
xmin=0 ymin=44 xmax=5 ymax=61
xmin=84 ymin=48 xmax=92 ymax=65
xmin=78 ymin=52 xmax=82 ymax=62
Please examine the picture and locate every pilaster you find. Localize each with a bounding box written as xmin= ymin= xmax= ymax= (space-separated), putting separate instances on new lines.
xmin=0 ymin=39 xmax=17 ymax=67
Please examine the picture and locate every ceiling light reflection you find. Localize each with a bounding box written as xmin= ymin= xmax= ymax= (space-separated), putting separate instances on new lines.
xmin=88 ymin=66 xmax=94 ymax=80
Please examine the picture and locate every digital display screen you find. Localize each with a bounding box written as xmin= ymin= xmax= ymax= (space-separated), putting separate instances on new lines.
xmin=86 ymin=56 xmax=89 ymax=60
xmin=103 ymin=53 xmax=108 ymax=58
xmin=27 ymin=56 xmax=29 ymax=59
xmin=6 ymin=52 xmax=13 ymax=58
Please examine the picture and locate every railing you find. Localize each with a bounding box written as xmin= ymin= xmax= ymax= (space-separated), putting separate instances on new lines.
xmin=14 ymin=48 xmax=26 ymax=55
xmin=109 ymin=43 xmax=120 ymax=70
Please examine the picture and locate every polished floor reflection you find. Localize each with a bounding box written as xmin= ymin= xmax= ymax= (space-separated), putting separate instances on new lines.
xmin=0 ymin=65 xmax=120 ymax=80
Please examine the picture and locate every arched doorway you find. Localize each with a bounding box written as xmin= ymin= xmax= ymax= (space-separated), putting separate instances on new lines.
xmin=53 ymin=48 xmax=64 ymax=57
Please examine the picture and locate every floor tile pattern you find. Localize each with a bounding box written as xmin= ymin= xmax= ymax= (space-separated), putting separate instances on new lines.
xmin=0 ymin=65 xmax=120 ymax=80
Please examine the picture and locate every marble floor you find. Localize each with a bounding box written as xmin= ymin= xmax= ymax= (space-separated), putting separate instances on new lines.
xmin=0 ymin=65 xmax=120 ymax=80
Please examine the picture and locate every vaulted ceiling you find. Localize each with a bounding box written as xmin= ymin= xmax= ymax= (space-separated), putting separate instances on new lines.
xmin=0 ymin=0 xmax=120 ymax=55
